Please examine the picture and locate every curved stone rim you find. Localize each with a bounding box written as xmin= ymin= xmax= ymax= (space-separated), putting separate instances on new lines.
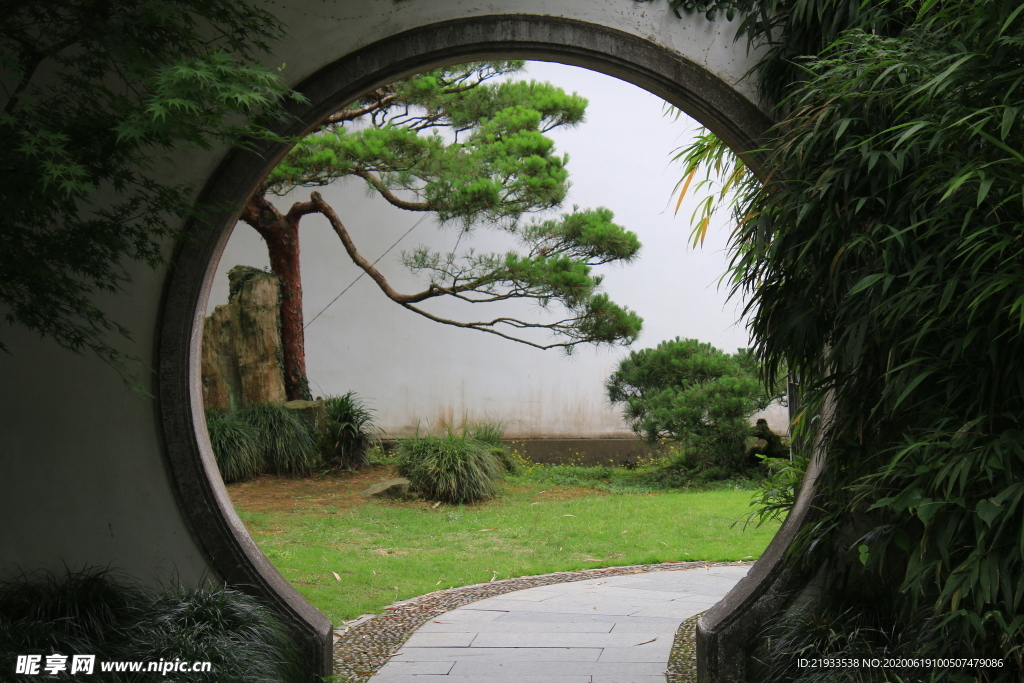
xmin=155 ymin=14 xmax=783 ymax=682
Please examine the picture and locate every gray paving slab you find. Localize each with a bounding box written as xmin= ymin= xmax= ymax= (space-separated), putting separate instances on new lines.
xmin=368 ymin=564 xmax=748 ymax=682
xmin=629 ymin=604 xmax=718 ymax=619
xmin=419 ymin=619 xmax=615 ymax=633
xmin=448 ymin=659 xmax=668 ymax=676
xmin=469 ymin=632 xmax=670 ymax=649
xmin=597 ymin=645 xmax=674 ymax=663
xmin=458 ymin=598 xmax=645 ymax=615
xmin=372 ymin=662 xmax=455 ymax=675
xmin=431 ymin=609 xmax=505 ymax=622
xmin=608 ymin=621 xmax=678 ymax=633
xmin=493 ymin=611 xmax=680 ymax=624
xmin=401 ymin=632 xmax=477 ymax=648
xmin=387 ymin=647 xmax=602 ymax=662
xmin=370 ymin=676 xmax=592 ymax=682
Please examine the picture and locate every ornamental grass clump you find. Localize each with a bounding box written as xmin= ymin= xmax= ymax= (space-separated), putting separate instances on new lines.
xmin=321 ymin=392 xmax=379 ymax=470
xmin=467 ymin=421 xmax=524 ymax=474
xmin=205 ymin=409 xmax=263 ymax=483
xmin=0 ymin=567 xmax=303 ymax=683
xmin=238 ymin=402 xmax=319 ymax=476
xmin=396 ymin=430 xmax=504 ymax=504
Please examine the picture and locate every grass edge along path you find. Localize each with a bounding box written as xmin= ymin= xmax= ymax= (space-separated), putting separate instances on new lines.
xmin=331 ymin=560 xmax=745 ymax=683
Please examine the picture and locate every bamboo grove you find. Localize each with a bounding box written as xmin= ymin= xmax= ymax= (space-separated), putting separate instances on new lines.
xmin=662 ymin=0 xmax=1024 ymax=678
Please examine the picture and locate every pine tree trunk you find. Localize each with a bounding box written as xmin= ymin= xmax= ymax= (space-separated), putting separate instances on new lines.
xmin=261 ymin=220 xmax=310 ymax=401
xmin=240 ymin=195 xmax=312 ymax=402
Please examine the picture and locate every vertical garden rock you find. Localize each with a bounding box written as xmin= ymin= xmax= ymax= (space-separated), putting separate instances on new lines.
xmin=201 ymin=266 xmax=287 ymax=410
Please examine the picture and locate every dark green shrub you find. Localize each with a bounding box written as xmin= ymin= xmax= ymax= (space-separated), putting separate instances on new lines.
xmin=238 ymin=402 xmax=319 ymax=476
xmin=396 ymin=430 xmax=504 ymax=504
xmin=606 ymin=337 xmax=776 ymax=476
xmin=321 ymin=392 xmax=379 ymax=470
xmin=0 ymin=567 xmax=303 ymax=683
xmin=205 ymin=410 xmax=263 ymax=483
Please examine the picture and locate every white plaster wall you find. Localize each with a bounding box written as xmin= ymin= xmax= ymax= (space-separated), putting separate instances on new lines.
xmin=0 ymin=0 xmax=766 ymax=583
xmin=209 ymin=61 xmax=782 ymax=438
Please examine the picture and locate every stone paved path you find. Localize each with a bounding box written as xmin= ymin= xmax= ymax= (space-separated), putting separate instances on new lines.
xmin=367 ymin=564 xmax=749 ymax=682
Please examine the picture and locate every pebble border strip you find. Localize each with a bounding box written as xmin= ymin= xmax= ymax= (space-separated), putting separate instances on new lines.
xmin=665 ymin=611 xmax=703 ymax=683
xmin=332 ymin=560 xmax=752 ymax=682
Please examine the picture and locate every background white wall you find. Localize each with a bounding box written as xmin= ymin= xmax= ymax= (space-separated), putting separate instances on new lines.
xmin=210 ymin=61 xmax=781 ymax=438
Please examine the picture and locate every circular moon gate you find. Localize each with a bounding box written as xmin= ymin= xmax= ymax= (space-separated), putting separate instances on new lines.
xmin=158 ymin=14 xmax=818 ymax=683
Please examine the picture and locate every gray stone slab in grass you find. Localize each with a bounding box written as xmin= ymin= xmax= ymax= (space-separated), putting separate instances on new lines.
xmin=470 ymin=631 xmax=670 ymax=649
xmin=401 ymin=632 xmax=477 ymax=648
xmin=419 ymin=619 xmax=614 ymax=633
xmin=387 ymin=647 xmax=602 ymax=662
xmin=361 ymin=478 xmax=413 ymax=498
xmin=592 ymin=676 xmax=671 ymax=683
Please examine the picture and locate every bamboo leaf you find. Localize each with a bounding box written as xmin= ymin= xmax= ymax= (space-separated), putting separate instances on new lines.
xmin=674 ymin=166 xmax=699 ymax=216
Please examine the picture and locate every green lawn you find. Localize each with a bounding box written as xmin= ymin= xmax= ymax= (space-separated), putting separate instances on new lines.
xmin=231 ymin=470 xmax=779 ymax=624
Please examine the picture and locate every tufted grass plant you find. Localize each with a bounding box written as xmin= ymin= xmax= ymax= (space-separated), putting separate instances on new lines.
xmin=396 ymin=429 xmax=504 ymax=504
xmin=0 ymin=567 xmax=304 ymax=683
xmin=205 ymin=409 xmax=263 ymax=483
xmin=750 ymin=592 xmax=938 ymax=683
xmin=321 ymin=392 xmax=379 ymax=470
xmin=129 ymin=581 xmax=303 ymax=683
xmin=466 ymin=421 xmax=524 ymax=474
xmin=238 ymin=402 xmax=320 ymax=477
xmin=0 ymin=566 xmax=146 ymax=669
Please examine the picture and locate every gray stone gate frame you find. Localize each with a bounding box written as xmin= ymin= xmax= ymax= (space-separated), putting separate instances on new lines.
xmin=152 ymin=9 xmax=814 ymax=683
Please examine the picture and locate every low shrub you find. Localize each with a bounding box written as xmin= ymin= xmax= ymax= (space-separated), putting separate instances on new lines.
xmin=205 ymin=410 xmax=263 ymax=483
xmin=238 ymin=402 xmax=320 ymax=476
xmin=396 ymin=430 xmax=504 ymax=504
xmin=0 ymin=567 xmax=303 ymax=683
xmin=606 ymin=338 xmax=781 ymax=476
xmin=321 ymin=392 xmax=379 ymax=470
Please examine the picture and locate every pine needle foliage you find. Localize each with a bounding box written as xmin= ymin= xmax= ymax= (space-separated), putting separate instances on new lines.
xmin=249 ymin=61 xmax=643 ymax=359
xmin=667 ymin=0 xmax=1024 ymax=674
xmin=396 ymin=428 xmax=505 ymax=504
xmin=607 ymin=338 xmax=774 ymax=473
xmin=0 ymin=567 xmax=303 ymax=682
xmin=205 ymin=409 xmax=263 ymax=483
xmin=238 ymin=402 xmax=320 ymax=477
xmin=321 ymin=392 xmax=379 ymax=470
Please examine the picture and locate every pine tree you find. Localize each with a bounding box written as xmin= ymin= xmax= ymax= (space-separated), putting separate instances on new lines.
xmin=239 ymin=61 xmax=643 ymax=400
